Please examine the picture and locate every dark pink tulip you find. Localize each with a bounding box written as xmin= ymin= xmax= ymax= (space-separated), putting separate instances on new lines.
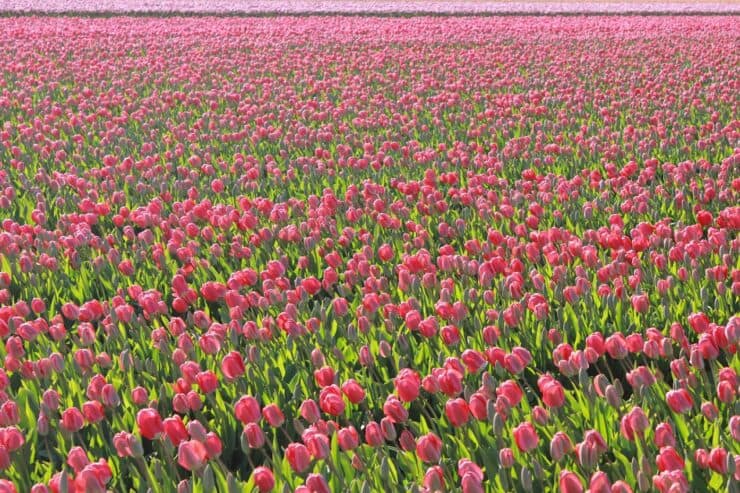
xmin=654 ymin=423 xmax=676 ymax=448
xmin=611 ymin=481 xmax=633 ymax=493
xmin=497 ymin=380 xmax=523 ymax=407
xmin=244 ymin=423 xmax=265 ymax=449
xmin=337 ymin=426 xmax=359 ymax=451
xmin=708 ymin=447 xmax=728 ymax=474
xmin=383 ymin=395 xmax=408 ymax=423
xmin=300 ymin=399 xmax=320 ymax=424
xmin=82 ymin=401 xmax=105 ymax=424
xmin=305 ymin=474 xmax=330 ymax=493
xmin=204 ymin=432 xmax=222 ymax=459
xmin=513 ymin=422 xmax=538 ymax=452
xmin=445 ymin=398 xmax=470 ymax=427
xmin=416 ymin=433 xmax=442 ymax=463
xmin=285 ymin=443 xmax=311 ymax=473
xmin=220 ymin=351 xmax=245 ymax=381
xmin=319 ymin=385 xmax=345 ymax=416
xmin=394 ymin=368 xmax=421 ymax=402
xmin=656 ymin=446 xmax=684 ymax=472
xmin=340 ymin=379 xmax=365 ymax=404
xmin=550 ymin=431 xmax=573 ymax=462
xmin=235 ymin=396 xmax=261 ymax=424
xmin=303 ymin=430 xmax=329 ymax=460
xmin=252 ymin=467 xmax=275 ymax=492
xmin=399 ymin=430 xmax=416 ymax=452
xmin=163 ymin=416 xmax=188 ymax=446
xmin=559 ymin=470 xmax=584 ymax=493
xmin=262 ymin=404 xmax=285 ymax=427
xmin=131 ymin=386 xmax=148 ymax=406
xmin=424 ymin=466 xmax=445 ymax=491
xmin=665 ymin=389 xmax=693 ymax=414
xmin=313 ymin=366 xmax=335 ymax=388
xmin=538 ymin=374 xmax=565 ymax=408
xmin=61 ymin=407 xmax=84 ymax=433
xmin=589 ymin=471 xmax=611 ymax=493
xmin=195 ymin=370 xmax=218 ymax=394
xmin=499 ymin=448 xmax=514 ymax=468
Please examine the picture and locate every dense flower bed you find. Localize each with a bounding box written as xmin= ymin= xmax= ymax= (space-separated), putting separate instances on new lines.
xmin=1 ymin=1 xmax=738 ymax=14
xmin=0 ymin=15 xmax=737 ymax=493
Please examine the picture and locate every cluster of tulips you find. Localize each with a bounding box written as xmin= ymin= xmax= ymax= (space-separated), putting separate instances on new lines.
xmin=0 ymin=14 xmax=736 ymax=493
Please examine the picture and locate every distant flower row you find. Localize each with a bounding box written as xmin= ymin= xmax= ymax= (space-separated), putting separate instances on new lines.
xmin=1 ymin=0 xmax=738 ymax=14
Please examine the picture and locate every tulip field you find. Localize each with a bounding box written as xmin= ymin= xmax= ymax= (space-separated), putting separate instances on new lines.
xmin=0 ymin=13 xmax=738 ymax=493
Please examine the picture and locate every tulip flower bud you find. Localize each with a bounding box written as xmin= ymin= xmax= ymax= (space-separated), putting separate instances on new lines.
xmin=177 ymin=480 xmax=191 ymax=493
xmin=492 ymin=412 xmax=505 ymax=436
xmin=605 ymin=385 xmax=621 ymax=408
xmin=37 ymin=414 xmax=49 ymax=436
xmin=130 ymin=435 xmax=144 ymax=458
xmin=499 ymin=448 xmax=514 ymax=468
xmin=532 ymin=459 xmax=544 ymax=479
xmin=637 ymin=471 xmax=649 ymax=492
xmin=202 ymin=464 xmax=215 ymax=492
xmin=520 ymin=467 xmax=533 ymax=491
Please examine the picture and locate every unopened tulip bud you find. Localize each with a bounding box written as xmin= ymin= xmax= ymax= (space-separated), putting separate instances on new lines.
xmin=605 ymin=385 xmax=621 ymax=408
xmin=520 ymin=467 xmax=533 ymax=491
xmin=637 ymin=471 xmax=649 ymax=492
xmin=492 ymin=412 xmax=505 ymax=436
xmin=203 ymin=465 xmax=215 ymax=492
xmin=499 ymin=448 xmax=514 ymax=468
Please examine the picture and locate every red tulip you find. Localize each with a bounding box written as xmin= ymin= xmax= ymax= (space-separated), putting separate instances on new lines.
xmin=383 ymin=395 xmax=408 ymax=423
xmin=163 ymin=416 xmax=188 ymax=446
xmin=313 ymin=366 xmax=335 ymax=388
xmin=424 ymin=466 xmax=445 ymax=491
xmin=244 ymin=423 xmax=265 ymax=449
xmin=136 ymin=408 xmax=163 ymax=440
xmin=235 ymin=396 xmax=261 ymax=424
xmin=656 ymin=446 xmax=684 ymax=472
xmin=364 ymin=421 xmax=384 ymax=447
xmin=665 ymin=389 xmax=693 ymax=414
xmin=318 ymin=385 xmax=345 ymax=416
xmin=513 ymin=422 xmax=538 ymax=452
xmin=538 ymin=374 xmax=565 ymax=408
xmin=285 ymin=443 xmax=311 ymax=473
xmin=394 ymin=368 xmax=421 ymax=402
xmin=550 ymin=431 xmax=573 ymax=462
xmin=220 ymin=351 xmax=245 ymax=381
xmin=305 ymin=474 xmax=330 ymax=493
xmin=262 ymin=404 xmax=285 ymax=427
xmin=445 ymin=398 xmax=470 ymax=427
xmin=82 ymin=401 xmax=105 ymax=424
xmin=61 ymin=407 xmax=84 ymax=433
xmin=340 ymin=379 xmax=365 ymax=404
xmin=559 ymin=470 xmax=583 ymax=493
xmin=252 ymin=467 xmax=275 ymax=492
xmin=337 ymin=426 xmax=359 ymax=451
